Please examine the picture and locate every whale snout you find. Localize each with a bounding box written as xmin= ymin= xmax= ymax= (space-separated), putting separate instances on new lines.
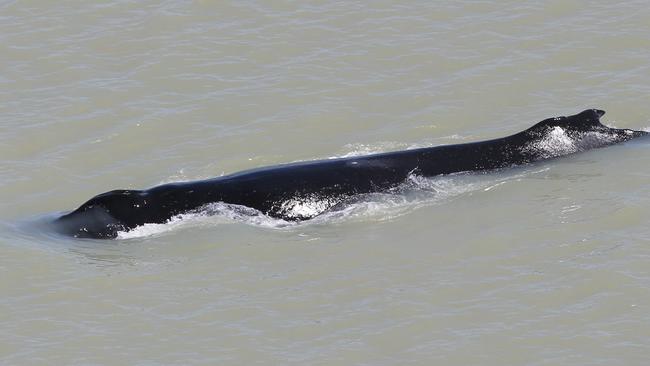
xmin=55 ymin=205 xmax=125 ymax=239
xmin=53 ymin=189 xmax=157 ymax=239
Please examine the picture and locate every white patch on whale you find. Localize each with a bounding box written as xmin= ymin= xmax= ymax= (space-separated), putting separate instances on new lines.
xmin=523 ymin=126 xmax=621 ymax=159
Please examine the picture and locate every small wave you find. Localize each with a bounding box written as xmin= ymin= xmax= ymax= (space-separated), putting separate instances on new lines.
xmin=333 ymin=139 xmax=461 ymax=159
xmin=333 ymin=142 xmax=411 ymax=158
xmin=116 ymin=203 xmax=296 ymax=239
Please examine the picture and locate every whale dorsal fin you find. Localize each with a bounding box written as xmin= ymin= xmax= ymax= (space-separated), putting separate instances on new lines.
xmin=527 ymin=109 xmax=606 ymax=134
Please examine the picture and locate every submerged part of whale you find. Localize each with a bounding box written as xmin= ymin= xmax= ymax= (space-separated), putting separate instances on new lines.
xmin=55 ymin=109 xmax=647 ymax=239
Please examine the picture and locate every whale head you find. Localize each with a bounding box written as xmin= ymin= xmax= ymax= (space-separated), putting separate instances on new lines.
xmin=55 ymin=189 xmax=151 ymax=239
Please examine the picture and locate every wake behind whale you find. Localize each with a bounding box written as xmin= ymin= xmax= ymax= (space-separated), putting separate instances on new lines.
xmin=54 ymin=109 xmax=647 ymax=239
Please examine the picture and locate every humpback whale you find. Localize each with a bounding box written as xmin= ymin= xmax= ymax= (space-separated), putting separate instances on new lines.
xmin=55 ymin=109 xmax=647 ymax=239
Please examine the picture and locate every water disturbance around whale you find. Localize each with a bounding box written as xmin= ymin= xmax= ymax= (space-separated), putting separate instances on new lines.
xmin=54 ymin=109 xmax=647 ymax=239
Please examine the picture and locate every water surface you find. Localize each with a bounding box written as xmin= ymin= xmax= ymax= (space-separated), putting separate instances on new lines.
xmin=2 ymin=1 xmax=650 ymax=364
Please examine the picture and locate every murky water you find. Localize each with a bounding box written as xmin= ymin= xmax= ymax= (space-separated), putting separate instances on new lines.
xmin=2 ymin=1 xmax=650 ymax=364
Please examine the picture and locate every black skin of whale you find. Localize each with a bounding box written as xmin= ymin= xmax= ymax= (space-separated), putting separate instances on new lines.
xmin=55 ymin=109 xmax=647 ymax=239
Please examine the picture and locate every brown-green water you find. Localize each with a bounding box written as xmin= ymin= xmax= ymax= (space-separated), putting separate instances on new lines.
xmin=2 ymin=1 xmax=650 ymax=365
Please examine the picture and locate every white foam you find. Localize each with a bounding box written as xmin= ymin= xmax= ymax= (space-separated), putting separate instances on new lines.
xmin=116 ymin=202 xmax=300 ymax=239
xmin=276 ymin=194 xmax=342 ymax=219
xmin=116 ymin=213 xmax=200 ymax=239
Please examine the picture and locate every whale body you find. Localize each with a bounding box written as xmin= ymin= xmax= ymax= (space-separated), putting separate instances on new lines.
xmin=55 ymin=109 xmax=647 ymax=239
